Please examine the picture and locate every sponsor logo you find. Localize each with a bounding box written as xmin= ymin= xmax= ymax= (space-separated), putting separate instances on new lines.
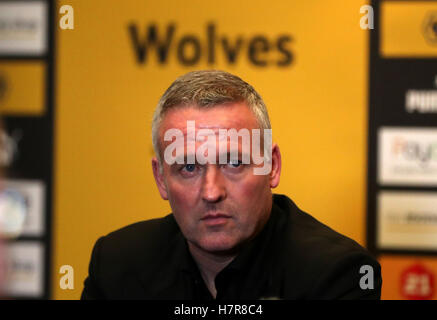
xmin=401 ymin=263 xmax=434 ymax=300
xmin=386 ymin=211 xmax=437 ymax=226
xmin=423 ymin=12 xmax=437 ymax=45
xmin=0 ymin=128 xmax=22 ymax=167
xmin=377 ymin=191 xmax=437 ymax=250
xmin=128 ymin=23 xmax=293 ymax=67
xmin=0 ymin=1 xmax=47 ymax=55
xmin=1 ymin=180 xmax=45 ymax=237
xmin=390 ymin=136 xmax=437 ymax=168
xmin=406 ymin=90 xmax=437 ymax=113
xmin=1 ymin=242 xmax=44 ymax=297
xmin=0 ymin=189 xmax=27 ymax=239
xmin=378 ymin=128 xmax=437 ymax=186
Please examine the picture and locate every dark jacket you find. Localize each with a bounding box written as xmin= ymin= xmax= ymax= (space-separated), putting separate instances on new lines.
xmin=81 ymin=194 xmax=382 ymax=299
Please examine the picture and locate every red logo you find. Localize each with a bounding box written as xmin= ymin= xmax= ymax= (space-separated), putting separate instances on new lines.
xmin=400 ymin=263 xmax=434 ymax=300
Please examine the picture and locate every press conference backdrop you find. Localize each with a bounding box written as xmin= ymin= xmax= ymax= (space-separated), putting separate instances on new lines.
xmin=0 ymin=0 xmax=436 ymax=300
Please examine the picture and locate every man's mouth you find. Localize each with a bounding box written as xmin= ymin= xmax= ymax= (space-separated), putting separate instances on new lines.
xmin=201 ymin=213 xmax=231 ymax=226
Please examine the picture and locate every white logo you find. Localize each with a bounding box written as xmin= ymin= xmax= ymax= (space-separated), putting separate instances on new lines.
xmin=0 ymin=1 xmax=48 ymax=55
xmin=378 ymin=127 xmax=437 ymax=186
xmin=0 ymin=189 xmax=27 ymax=239
xmin=0 ymin=129 xmax=22 ymax=167
xmin=378 ymin=191 xmax=437 ymax=250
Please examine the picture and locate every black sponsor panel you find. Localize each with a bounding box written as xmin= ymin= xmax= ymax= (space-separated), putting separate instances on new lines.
xmin=0 ymin=0 xmax=55 ymax=299
xmin=372 ymin=59 xmax=437 ymax=125
xmin=2 ymin=117 xmax=52 ymax=179
xmin=367 ymin=0 xmax=437 ymax=256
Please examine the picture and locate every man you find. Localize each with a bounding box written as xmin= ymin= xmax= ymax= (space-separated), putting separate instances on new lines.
xmin=81 ymin=70 xmax=382 ymax=300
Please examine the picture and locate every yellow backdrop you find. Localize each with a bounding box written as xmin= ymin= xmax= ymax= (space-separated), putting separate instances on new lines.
xmin=54 ymin=0 xmax=370 ymax=299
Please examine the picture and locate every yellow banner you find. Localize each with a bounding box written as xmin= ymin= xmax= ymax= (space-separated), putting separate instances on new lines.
xmin=54 ymin=0 xmax=369 ymax=299
xmin=381 ymin=1 xmax=437 ymax=57
xmin=0 ymin=62 xmax=45 ymax=115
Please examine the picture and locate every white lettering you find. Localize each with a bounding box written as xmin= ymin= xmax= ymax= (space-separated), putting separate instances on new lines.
xmin=59 ymin=265 xmax=74 ymax=290
xmin=59 ymin=5 xmax=74 ymax=30
xmin=360 ymin=5 xmax=374 ymax=30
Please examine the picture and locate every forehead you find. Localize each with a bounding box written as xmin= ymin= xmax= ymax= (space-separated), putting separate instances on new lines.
xmin=160 ymin=102 xmax=260 ymax=134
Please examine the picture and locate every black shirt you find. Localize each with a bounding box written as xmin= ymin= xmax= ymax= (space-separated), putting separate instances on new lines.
xmin=81 ymin=194 xmax=382 ymax=299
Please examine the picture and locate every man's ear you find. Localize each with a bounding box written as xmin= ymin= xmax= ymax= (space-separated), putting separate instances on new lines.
xmin=269 ymin=143 xmax=281 ymax=188
xmin=152 ymin=157 xmax=168 ymax=200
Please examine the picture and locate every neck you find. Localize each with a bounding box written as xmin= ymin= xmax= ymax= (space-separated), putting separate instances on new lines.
xmin=187 ymin=242 xmax=237 ymax=299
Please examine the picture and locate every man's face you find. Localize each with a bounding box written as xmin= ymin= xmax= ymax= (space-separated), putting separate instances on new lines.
xmin=152 ymin=102 xmax=281 ymax=254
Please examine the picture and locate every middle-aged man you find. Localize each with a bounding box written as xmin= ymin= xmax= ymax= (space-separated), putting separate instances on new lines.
xmin=81 ymin=70 xmax=382 ymax=300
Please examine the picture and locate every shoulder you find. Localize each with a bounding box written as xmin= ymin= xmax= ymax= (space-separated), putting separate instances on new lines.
xmin=92 ymin=214 xmax=180 ymax=274
xmin=273 ymin=194 xmax=381 ymax=299
xmin=274 ymin=194 xmax=366 ymax=253
xmin=82 ymin=214 xmax=183 ymax=299
xmin=102 ymin=213 xmax=178 ymax=247
xmin=274 ymin=194 xmax=373 ymax=258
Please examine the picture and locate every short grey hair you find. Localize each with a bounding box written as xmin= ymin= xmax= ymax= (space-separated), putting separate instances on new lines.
xmin=152 ymin=70 xmax=271 ymax=162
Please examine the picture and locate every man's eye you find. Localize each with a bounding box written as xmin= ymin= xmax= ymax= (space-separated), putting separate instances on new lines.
xmin=228 ymin=160 xmax=242 ymax=168
xmin=183 ymin=164 xmax=196 ymax=172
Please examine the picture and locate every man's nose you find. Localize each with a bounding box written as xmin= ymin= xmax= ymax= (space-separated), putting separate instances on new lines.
xmin=201 ymin=165 xmax=226 ymax=203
